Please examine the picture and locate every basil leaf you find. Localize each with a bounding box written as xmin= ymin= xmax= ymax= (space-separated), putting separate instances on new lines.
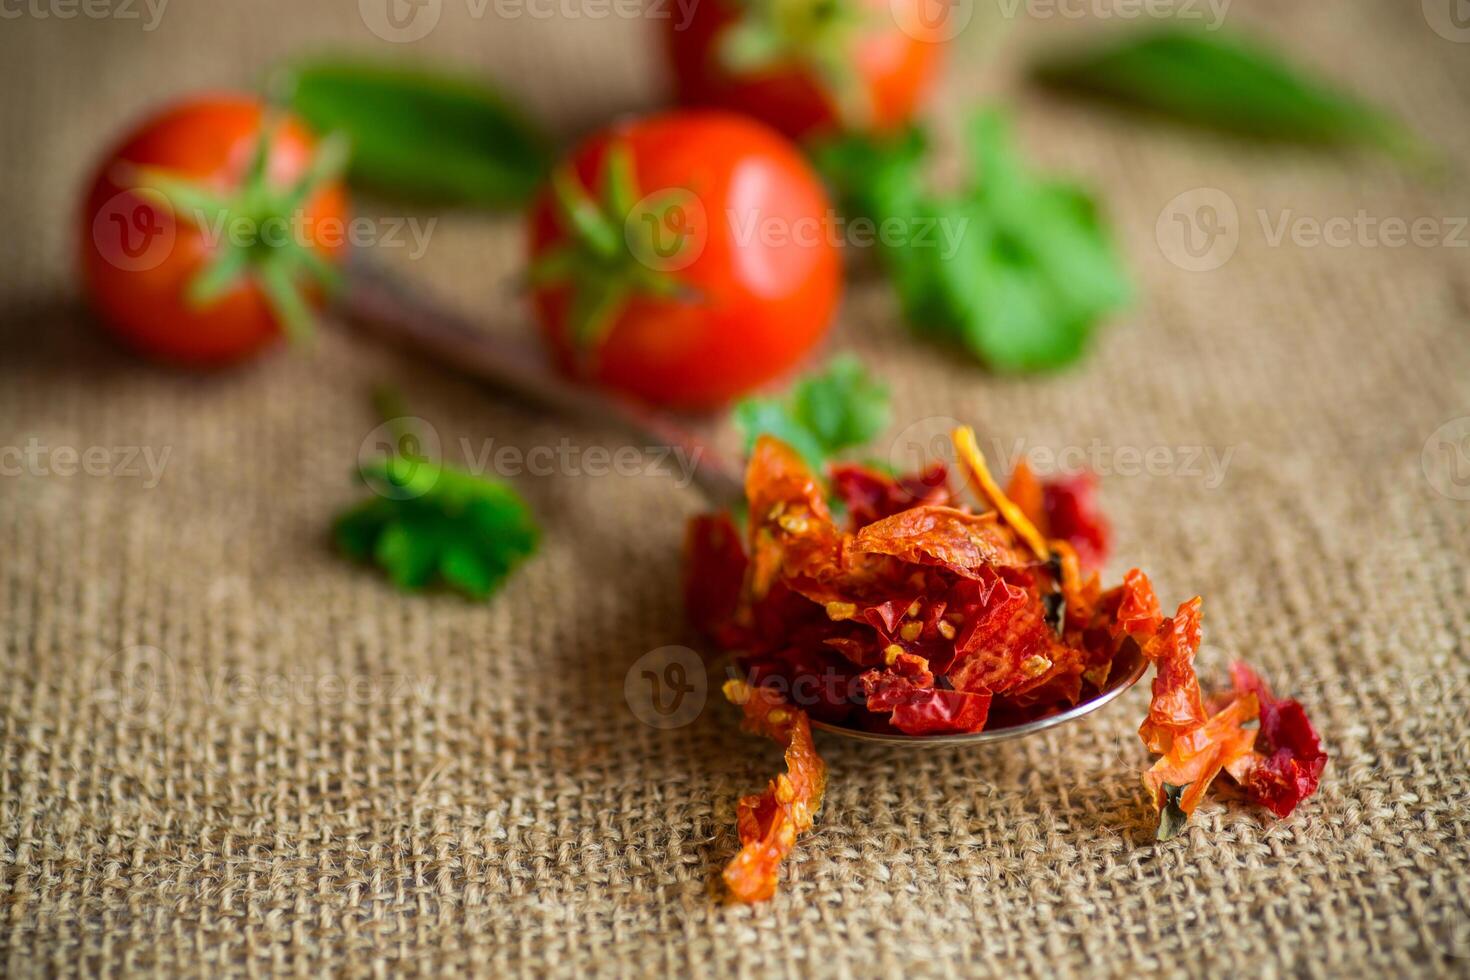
xmin=1032 ymin=27 xmax=1423 ymax=160
xmin=275 ymin=60 xmax=551 ymax=207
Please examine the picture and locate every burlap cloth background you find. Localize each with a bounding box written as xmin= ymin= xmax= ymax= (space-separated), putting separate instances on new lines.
xmin=3 ymin=1 xmax=1468 ymax=976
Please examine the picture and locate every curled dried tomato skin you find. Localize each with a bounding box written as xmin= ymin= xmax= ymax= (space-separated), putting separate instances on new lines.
xmin=952 ymin=427 xmax=1050 ymax=562
xmin=1143 ymin=691 xmax=1260 ymax=837
xmin=831 ymin=461 xmax=953 ymax=528
xmin=721 ymin=680 xmax=826 ymax=903
xmin=850 ymin=506 xmax=1032 ymax=577
xmin=1224 ymin=662 xmax=1327 ymax=818
xmin=1113 ymin=568 xmax=1164 ymax=640
xmin=1137 ymin=597 xmax=1208 ymax=754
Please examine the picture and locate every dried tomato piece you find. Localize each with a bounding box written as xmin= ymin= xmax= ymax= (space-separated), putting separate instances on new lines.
xmin=859 ymin=666 xmax=991 ymax=735
xmin=1143 ymin=691 xmax=1260 ymax=839
xmin=891 ymin=691 xmax=991 ymax=734
xmin=1223 ymin=662 xmax=1327 ymax=818
xmin=1137 ymin=597 xmax=1208 ymax=754
xmin=1113 ymin=568 xmax=1163 ymax=640
xmin=947 ymin=575 xmax=1047 ymax=695
xmin=831 ymin=462 xmax=952 ymax=528
xmin=1006 ymin=459 xmax=1110 ymax=573
xmin=1136 ymin=606 xmax=1325 ymax=835
xmin=850 ymin=506 xmax=1030 ymax=577
xmin=745 ymin=645 xmax=859 ymax=725
xmin=745 ymin=438 xmax=847 ymax=601
xmin=1042 ymin=474 xmax=1110 ymax=572
xmin=684 ymin=512 xmax=748 ymax=639
xmin=746 ymin=435 xmax=833 ymax=530
xmin=721 ymin=680 xmax=826 ymax=903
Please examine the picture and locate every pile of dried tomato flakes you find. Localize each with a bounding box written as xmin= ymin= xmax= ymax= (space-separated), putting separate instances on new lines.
xmin=686 ymin=428 xmax=1326 ymax=903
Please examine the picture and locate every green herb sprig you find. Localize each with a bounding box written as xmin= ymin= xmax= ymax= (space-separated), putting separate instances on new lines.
xmin=813 ymin=110 xmax=1131 ymax=372
xmin=335 ymin=400 xmax=539 ymax=599
xmin=732 ymin=355 xmax=890 ymax=472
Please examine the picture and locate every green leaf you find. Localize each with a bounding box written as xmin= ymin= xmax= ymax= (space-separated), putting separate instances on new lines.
xmin=375 ymin=520 xmax=439 ymax=590
xmin=733 ymin=356 xmax=890 ymax=471
xmin=335 ymin=421 xmax=540 ymax=600
xmin=818 ymin=111 xmax=1129 ymax=373
xmin=732 ymin=397 xmax=831 ymax=473
xmin=334 ymin=498 xmax=393 ymax=560
xmin=1032 ymin=27 xmax=1425 ymax=161
xmin=275 ymin=60 xmax=551 ymax=207
xmin=791 ymin=355 xmax=890 ymax=454
xmin=439 ymin=542 xmax=497 ymax=599
xmin=810 ymin=127 xmax=928 ymax=230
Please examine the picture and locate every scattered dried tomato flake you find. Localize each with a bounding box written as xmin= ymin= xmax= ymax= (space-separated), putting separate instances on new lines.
xmin=1223 ymin=662 xmax=1328 ymax=818
xmin=721 ymin=680 xmax=826 ymax=903
xmin=1135 ymin=601 xmax=1327 ymax=836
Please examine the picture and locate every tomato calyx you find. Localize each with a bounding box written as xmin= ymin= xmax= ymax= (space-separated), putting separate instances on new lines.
xmin=527 ymin=144 xmax=697 ymax=370
xmin=716 ymin=0 xmax=871 ymax=125
xmin=116 ymin=119 xmax=348 ymax=344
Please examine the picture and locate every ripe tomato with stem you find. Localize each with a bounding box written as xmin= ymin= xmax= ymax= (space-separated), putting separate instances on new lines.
xmin=81 ymin=94 xmax=349 ymax=365
xmin=663 ymin=0 xmax=947 ymax=141
xmin=525 ymin=111 xmax=842 ymax=410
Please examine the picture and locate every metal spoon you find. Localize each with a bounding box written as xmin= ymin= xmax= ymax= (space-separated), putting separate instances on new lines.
xmin=339 ymin=257 xmax=1150 ymax=743
xmin=806 ymin=647 xmax=1147 ymax=746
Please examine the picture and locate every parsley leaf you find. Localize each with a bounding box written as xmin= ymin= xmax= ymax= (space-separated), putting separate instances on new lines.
xmin=732 ymin=355 xmax=890 ymax=471
xmin=1031 ymin=27 xmax=1425 ymax=162
xmin=813 ymin=110 xmax=1130 ymax=373
xmin=335 ymin=450 xmax=539 ymax=600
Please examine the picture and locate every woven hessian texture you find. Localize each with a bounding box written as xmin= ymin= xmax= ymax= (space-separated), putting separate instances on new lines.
xmin=3 ymin=1 xmax=1469 ymax=976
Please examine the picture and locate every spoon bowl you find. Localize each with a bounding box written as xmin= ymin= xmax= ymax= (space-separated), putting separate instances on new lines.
xmin=804 ymin=644 xmax=1148 ymax=747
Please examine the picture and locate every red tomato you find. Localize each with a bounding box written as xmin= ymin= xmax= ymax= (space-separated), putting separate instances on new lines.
xmin=663 ymin=0 xmax=945 ymax=141
xmin=526 ymin=111 xmax=841 ymax=409
xmin=80 ymin=95 xmax=348 ymax=365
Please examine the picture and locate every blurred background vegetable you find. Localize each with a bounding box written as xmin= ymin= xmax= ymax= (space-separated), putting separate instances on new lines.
xmin=81 ymin=95 xmax=348 ymax=364
xmin=276 ymin=60 xmax=551 ymax=207
xmin=1032 ymin=27 xmax=1425 ymax=161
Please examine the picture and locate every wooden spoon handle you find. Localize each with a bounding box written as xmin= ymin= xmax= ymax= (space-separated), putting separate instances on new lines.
xmin=337 ymin=255 xmax=746 ymax=509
